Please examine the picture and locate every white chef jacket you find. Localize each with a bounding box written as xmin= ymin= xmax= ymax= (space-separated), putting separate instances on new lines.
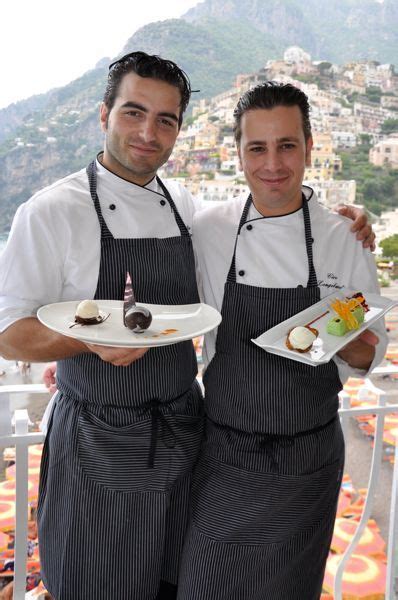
xmin=192 ymin=187 xmax=387 ymax=383
xmin=0 ymin=158 xmax=200 ymax=332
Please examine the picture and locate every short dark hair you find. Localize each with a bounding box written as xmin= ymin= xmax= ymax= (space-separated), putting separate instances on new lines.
xmin=104 ymin=51 xmax=192 ymax=128
xmin=233 ymin=81 xmax=312 ymax=143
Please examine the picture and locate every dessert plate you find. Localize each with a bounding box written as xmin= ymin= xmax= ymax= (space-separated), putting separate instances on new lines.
xmin=38 ymin=300 xmax=221 ymax=348
xmin=252 ymin=290 xmax=397 ymax=367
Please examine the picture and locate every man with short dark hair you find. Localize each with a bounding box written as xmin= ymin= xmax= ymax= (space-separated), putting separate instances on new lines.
xmin=176 ymin=82 xmax=387 ymax=600
xmin=0 ymin=52 xmax=203 ymax=600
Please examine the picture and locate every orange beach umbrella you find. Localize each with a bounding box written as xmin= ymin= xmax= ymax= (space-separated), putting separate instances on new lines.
xmin=0 ymin=501 xmax=15 ymax=533
xmin=330 ymin=518 xmax=386 ymax=559
xmin=6 ymin=464 xmax=40 ymax=485
xmin=385 ymin=345 xmax=398 ymax=361
xmin=0 ymin=532 xmax=10 ymax=553
xmin=336 ymin=491 xmax=352 ymax=517
xmin=366 ymin=414 xmax=398 ymax=431
xmin=0 ymin=500 xmax=31 ymax=533
xmin=0 ymin=478 xmax=37 ymax=502
xmin=323 ymin=553 xmax=386 ymax=599
xmin=343 ymin=377 xmax=366 ymax=397
xmin=3 ymin=445 xmax=42 ymax=469
xmin=384 ymin=414 xmax=398 ymax=429
xmin=26 ymin=445 xmax=43 ymax=467
xmin=383 ymin=426 xmax=398 ymax=447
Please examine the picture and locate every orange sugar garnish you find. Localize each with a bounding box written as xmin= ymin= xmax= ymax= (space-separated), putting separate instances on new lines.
xmin=330 ymin=298 xmax=361 ymax=330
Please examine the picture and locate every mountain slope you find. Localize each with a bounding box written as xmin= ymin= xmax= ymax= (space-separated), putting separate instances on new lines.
xmin=121 ymin=18 xmax=279 ymax=98
xmin=183 ymin=0 xmax=398 ymax=64
xmin=0 ymin=0 xmax=397 ymax=233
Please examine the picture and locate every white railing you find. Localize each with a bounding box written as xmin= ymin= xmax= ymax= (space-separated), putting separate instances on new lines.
xmin=0 ymin=367 xmax=397 ymax=600
xmin=337 ymin=366 xmax=398 ymax=600
xmin=0 ymin=384 xmax=46 ymax=600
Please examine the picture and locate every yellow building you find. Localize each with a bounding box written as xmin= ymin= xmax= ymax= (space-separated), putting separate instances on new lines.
xmin=194 ymin=123 xmax=219 ymax=150
xmin=306 ymin=132 xmax=342 ymax=179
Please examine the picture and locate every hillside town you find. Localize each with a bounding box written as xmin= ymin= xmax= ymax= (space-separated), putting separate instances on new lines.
xmin=4 ymin=47 xmax=398 ymax=252
xmin=159 ymin=46 xmax=398 ymax=248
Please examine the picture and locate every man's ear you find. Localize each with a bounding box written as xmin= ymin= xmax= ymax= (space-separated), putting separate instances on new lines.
xmin=100 ymin=103 xmax=109 ymax=133
xmin=305 ymin=136 xmax=313 ymax=167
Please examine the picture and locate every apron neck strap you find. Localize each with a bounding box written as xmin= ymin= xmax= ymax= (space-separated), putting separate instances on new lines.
xmin=226 ymin=192 xmax=318 ymax=287
xmin=302 ymin=193 xmax=317 ymax=287
xmin=226 ymin=194 xmax=253 ymax=284
xmin=86 ymin=160 xmax=114 ymax=239
xmin=156 ymin=176 xmax=191 ymax=237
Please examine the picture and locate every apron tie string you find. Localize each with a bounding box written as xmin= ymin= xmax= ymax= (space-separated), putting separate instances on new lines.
xmin=258 ymin=435 xmax=295 ymax=474
xmin=139 ymin=399 xmax=177 ymax=469
xmin=258 ymin=416 xmax=337 ymax=473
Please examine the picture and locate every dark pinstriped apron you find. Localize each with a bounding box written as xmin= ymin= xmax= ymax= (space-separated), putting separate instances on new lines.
xmin=177 ymin=194 xmax=345 ymax=600
xmin=38 ymin=161 xmax=203 ymax=600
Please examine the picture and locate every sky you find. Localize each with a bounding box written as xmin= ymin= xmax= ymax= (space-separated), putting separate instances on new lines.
xmin=0 ymin=0 xmax=200 ymax=109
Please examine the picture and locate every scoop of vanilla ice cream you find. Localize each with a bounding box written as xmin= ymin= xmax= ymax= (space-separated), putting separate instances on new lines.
xmin=76 ymin=299 xmax=99 ymax=319
xmin=288 ymin=326 xmax=316 ymax=350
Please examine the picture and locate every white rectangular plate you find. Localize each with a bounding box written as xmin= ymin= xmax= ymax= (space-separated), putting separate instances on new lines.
xmin=252 ymin=290 xmax=397 ymax=367
xmin=37 ymin=300 xmax=221 ymax=348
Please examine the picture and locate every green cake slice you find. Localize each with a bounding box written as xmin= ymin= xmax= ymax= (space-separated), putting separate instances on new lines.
xmin=350 ymin=305 xmax=365 ymax=325
xmin=327 ymin=317 xmax=348 ymax=336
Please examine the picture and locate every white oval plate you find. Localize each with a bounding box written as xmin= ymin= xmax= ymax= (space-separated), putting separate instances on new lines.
xmin=37 ymin=300 xmax=221 ymax=348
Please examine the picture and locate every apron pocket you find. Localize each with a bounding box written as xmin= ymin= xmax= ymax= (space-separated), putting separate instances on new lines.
xmin=77 ymin=406 xmax=172 ymax=493
xmin=190 ymin=455 xmax=342 ymax=546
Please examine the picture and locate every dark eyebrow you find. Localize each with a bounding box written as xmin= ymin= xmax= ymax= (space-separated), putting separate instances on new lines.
xmin=246 ymin=136 xmax=300 ymax=147
xmin=120 ymin=101 xmax=179 ymax=124
xmin=246 ymin=140 xmax=266 ymax=146
xmin=277 ymin=136 xmax=300 ymax=143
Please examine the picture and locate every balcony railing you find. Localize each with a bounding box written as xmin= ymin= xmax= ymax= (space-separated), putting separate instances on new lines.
xmin=0 ymin=384 xmax=45 ymax=599
xmin=0 ymin=365 xmax=397 ymax=600
xmin=337 ymin=368 xmax=398 ymax=600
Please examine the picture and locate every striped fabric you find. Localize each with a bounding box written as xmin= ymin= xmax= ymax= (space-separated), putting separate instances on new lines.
xmin=177 ymin=194 xmax=344 ymax=599
xmin=204 ymin=195 xmax=342 ymax=435
xmin=57 ymin=167 xmax=198 ymax=405
xmin=178 ymin=419 xmax=344 ymax=600
xmin=38 ymin=161 xmax=203 ymax=599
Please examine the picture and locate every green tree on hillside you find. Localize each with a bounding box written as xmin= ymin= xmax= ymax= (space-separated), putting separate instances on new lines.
xmin=365 ymin=86 xmax=382 ymax=104
xmin=336 ymin=138 xmax=398 ymax=215
xmin=381 ymin=119 xmax=398 ymax=134
xmin=380 ymin=235 xmax=398 ymax=258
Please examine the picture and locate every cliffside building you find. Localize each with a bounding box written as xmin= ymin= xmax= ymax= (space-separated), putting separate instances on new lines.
xmin=369 ymin=134 xmax=398 ymax=169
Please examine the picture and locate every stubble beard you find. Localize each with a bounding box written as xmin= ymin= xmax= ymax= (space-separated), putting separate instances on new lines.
xmin=105 ymin=134 xmax=172 ymax=182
